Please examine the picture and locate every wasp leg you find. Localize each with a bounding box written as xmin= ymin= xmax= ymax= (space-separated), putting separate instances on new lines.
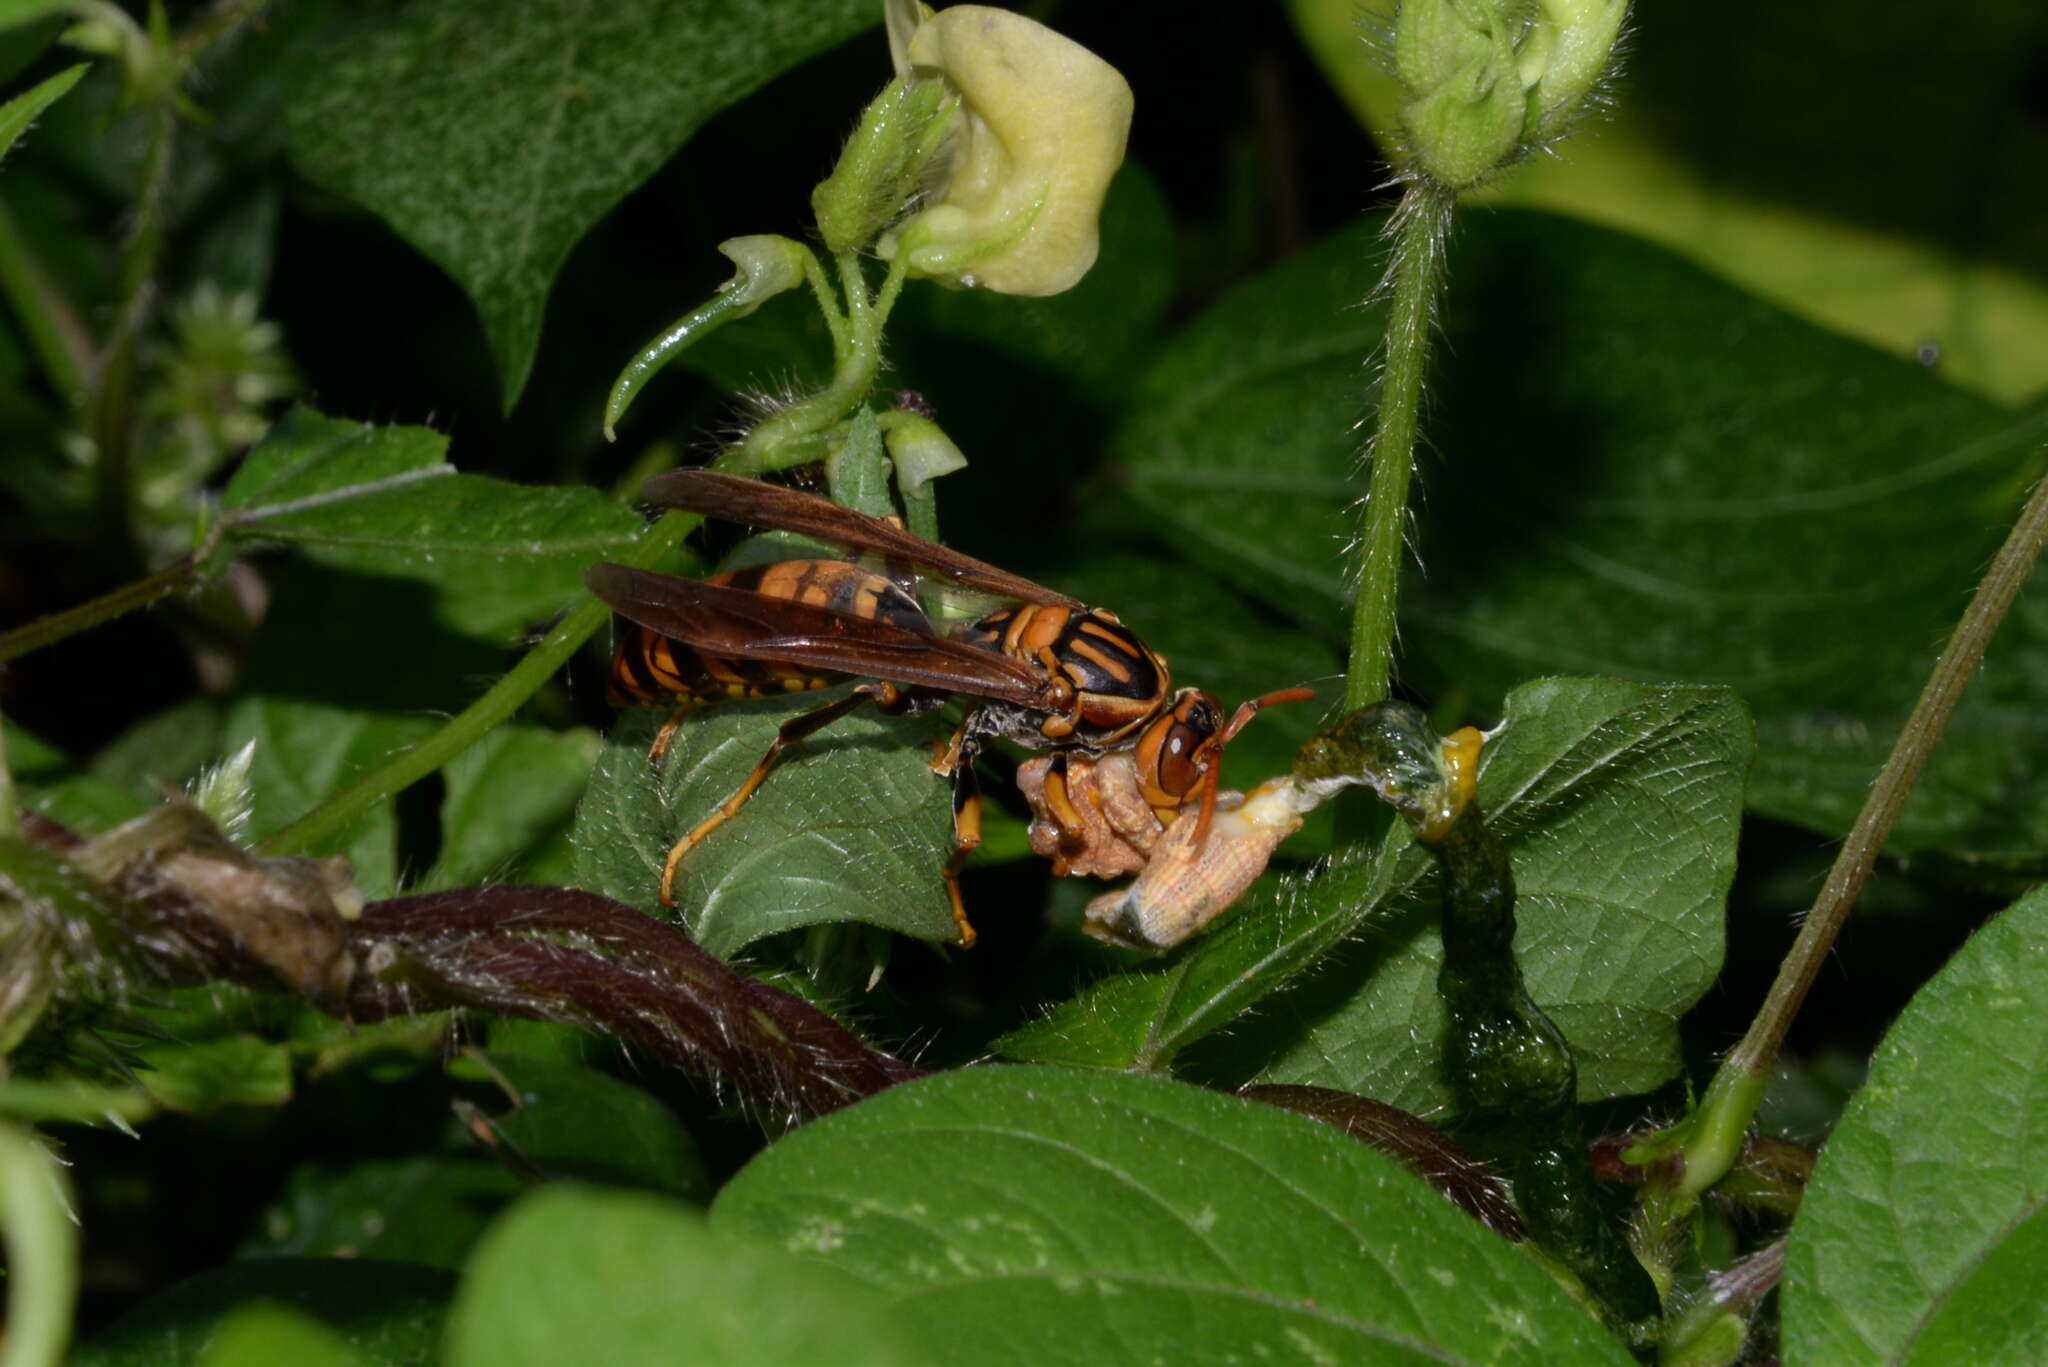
xmin=939 ymin=741 xmax=984 ymax=949
xmin=658 ymin=684 xmax=896 ymax=906
xmin=648 ymin=706 xmax=692 ymax=768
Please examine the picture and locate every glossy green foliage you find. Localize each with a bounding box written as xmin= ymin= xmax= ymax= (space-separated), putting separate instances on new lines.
xmin=283 ymin=0 xmax=877 ymax=406
xmin=1112 ymin=208 xmax=2048 ymax=867
xmin=445 ymin=1185 xmax=946 ymax=1367
xmin=1000 ymin=680 xmax=1747 ymax=1112
xmin=715 ymin=1066 xmax=1633 ymax=1365
xmin=1782 ymin=885 xmax=2048 ymax=1365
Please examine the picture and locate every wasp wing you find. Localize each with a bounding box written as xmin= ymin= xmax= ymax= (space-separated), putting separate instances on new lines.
xmin=640 ymin=469 xmax=1085 ymax=608
xmin=585 ymin=564 xmax=1059 ymax=707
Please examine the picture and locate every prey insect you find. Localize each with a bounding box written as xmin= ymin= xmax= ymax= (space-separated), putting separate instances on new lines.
xmin=586 ymin=470 xmax=1294 ymax=947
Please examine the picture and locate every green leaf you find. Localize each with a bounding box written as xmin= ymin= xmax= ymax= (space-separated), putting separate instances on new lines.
xmin=445 ymin=1185 xmax=947 ymax=1367
xmin=1781 ymin=885 xmax=2048 ymax=1366
xmin=450 ymin=1052 xmax=710 ymax=1203
xmin=224 ymin=695 xmax=436 ymax=898
xmin=5 ymin=716 xmax=152 ymax=834
xmin=421 ymin=725 xmax=599 ymax=890
xmin=0 ymin=61 xmax=81 ymax=163
xmin=1000 ymin=680 xmax=1747 ymax=1112
xmin=0 ymin=2 xmax=71 ymax=38
xmin=195 ymin=1304 xmax=378 ymax=1367
xmin=246 ymin=1156 xmax=520 ymax=1270
xmin=90 ymin=700 xmax=227 ymax=797
xmin=71 ymin=1259 xmax=451 ymax=1367
xmin=135 ymin=1035 xmax=293 ymax=1113
xmin=713 ymin=1066 xmax=1633 ymax=1365
xmin=1290 ymin=0 xmax=2048 ymax=404
xmin=283 ymin=0 xmax=878 ymax=406
xmin=1115 ymin=208 xmax=2048 ymax=867
xmin=572 ymin=698 xmax=960 ymax=954
xmin=226 ymin=407 xmax=642 ymax=641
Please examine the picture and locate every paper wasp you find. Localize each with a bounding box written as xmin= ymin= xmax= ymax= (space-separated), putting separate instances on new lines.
xmin=586 ymin=470 xmax=1305 ymax=947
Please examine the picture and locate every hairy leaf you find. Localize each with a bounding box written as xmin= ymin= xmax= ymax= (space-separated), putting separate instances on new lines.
xmin=1000 ymin=680 xmax=1747 ymax=1112
xmin=573 ymin=700 xmax=959 ymax=953
xmin=284 ymin=0 xmax=877 ymax=405
xmin=1782 ymin=885 xmax=2048 ymax=1365
xmin=714 ymin=1066 xmax=1631 ymax=1365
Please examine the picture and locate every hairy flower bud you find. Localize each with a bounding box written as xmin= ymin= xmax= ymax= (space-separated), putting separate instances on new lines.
xmin=1393 ymin=0 xmax=1627 ymax=187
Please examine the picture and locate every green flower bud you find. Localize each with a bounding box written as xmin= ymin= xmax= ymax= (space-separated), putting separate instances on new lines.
xmin=1517 ymin=0 xmax=1627 ymax=137
xmin=1392 ymin=0 xmax=1627 ymax=187
xmin=1394 ymin=0 xmax=1525 ymax=187
xmin=811 ymin=73 xmax=957 ymax=255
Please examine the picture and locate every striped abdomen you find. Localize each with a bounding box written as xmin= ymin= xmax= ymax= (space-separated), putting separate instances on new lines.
xmin=607 ymin=560 xmax=930 ymax=709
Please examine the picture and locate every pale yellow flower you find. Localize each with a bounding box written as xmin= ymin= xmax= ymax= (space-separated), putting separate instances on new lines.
xmin=880 ymin=3 xmax=1132 ymax=296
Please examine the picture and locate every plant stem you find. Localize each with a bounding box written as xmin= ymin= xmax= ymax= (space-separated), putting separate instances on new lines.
xmin=798 ymin=245 xmax=851 ymax=363
xmin=0 ymin=714 xmax=15 ymax=840
xmin=0 ymin=200 xmax=91 ymax=407
xmin=255 ymin=509 xmax=696 ymax=857
xmin=0 ymin=515 xmax=225 ymax=663
xmin=1344 ymin=181 xmax=1453 ymax=710
xmin=171 ymin=0 xmax=270 ymax=63
xmin=90 ymin=101 xmax=176 ymax=548
xmin=1687 ymin=469 xmax=2048 ymax=1184
xmin=0 ymin=1123 xmax=77 ymax=1367
xmin=730 ymin=250 xmax=907 ymax=474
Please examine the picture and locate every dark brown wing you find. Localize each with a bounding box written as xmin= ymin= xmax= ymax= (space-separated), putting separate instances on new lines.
xmin=641 ymin=470 xmax=1084 ymax=608
xmin=585 ymin=564 xmax=1060 ymax=707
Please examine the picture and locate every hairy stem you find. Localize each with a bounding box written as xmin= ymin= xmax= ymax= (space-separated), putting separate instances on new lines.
xmin=0 ymin=1123 xmax=77 ymax=1367
xmin=1687 ymin=469 xmax=2048 ymax=1186
xmin=255 ymin=508 xmax=696 ymax=857
xmin=730 ymin=250 xmax=908 ymax=474
xmin=1344 ymin=181 xmax=1452 ymax=709
xmin=0 ymin=519 xmax=226 ymax=664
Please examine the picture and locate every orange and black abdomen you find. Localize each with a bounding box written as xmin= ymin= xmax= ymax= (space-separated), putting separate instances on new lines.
xmin=954 ymin=604 xmax=1169 ymax=744
xmin=607 ymin=560 xmax=929 ymax=709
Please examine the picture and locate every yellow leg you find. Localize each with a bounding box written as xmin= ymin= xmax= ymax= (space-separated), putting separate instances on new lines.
xmin=655 ymin=688 xmax=879 ymax=907
xmin=940 ymin=753 xmax=985 ymax=947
